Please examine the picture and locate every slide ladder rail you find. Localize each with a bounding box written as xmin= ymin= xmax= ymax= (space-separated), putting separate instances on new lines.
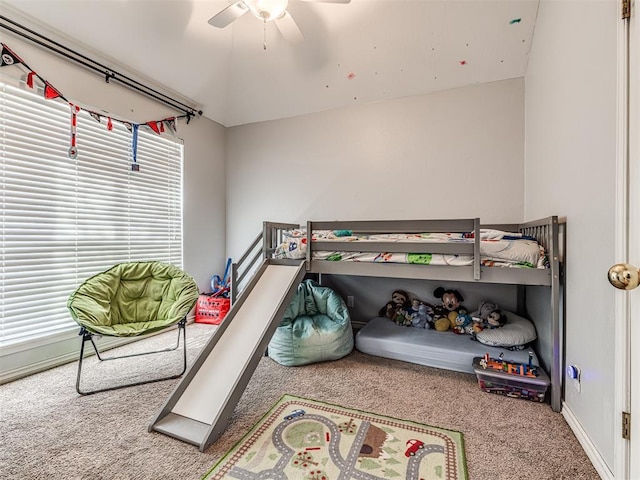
xmin=231 ymin=222 xmax=299 ymax=303
xmin=149 ymin=259 xmax=306 ymax=451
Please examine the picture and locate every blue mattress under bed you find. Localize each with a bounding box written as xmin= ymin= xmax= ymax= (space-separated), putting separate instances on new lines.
xmin=355 ymin=317 xmax=540 ymax=374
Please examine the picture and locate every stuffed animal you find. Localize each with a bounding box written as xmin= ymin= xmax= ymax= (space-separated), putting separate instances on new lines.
xmin=485 ymin=309 xmax=507 ymax=329
xmin=474 ymin=301 xmax=499 ymax=320
xmin=470 ymin=301 xmax=506 ymax=331
xmin=432 ymin=287 xmax=466 ymax=331
xmin=434 ymin=318 xmax=450 ymax=332
xmin=452 ymin=313 xmax=474 ymax=334
xmin=379 ymin=289 xmax=411 ymax=326
xmin=410 ymin=303 xmax=434 ymax=329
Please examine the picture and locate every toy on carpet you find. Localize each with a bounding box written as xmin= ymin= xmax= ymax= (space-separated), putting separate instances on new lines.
xmin=432 ymin=287 xmax=466 ymax=332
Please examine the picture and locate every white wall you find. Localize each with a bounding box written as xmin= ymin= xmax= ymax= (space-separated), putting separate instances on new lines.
xmin=225 ymin=78 xmax=526 ymax=260
xmin=524 ymin=0 xmax=617 ymax=471
xmin=0 ymin=31 xmax=225 ymax=382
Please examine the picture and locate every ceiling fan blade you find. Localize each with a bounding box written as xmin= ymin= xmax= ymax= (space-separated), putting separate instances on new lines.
xmin=275 ymin=11 xmax=304 ymax=44
xmin=300 ymin=0 xmax=351 ymax=3
xmin=208 ymin=1 xmax=249 ymax=28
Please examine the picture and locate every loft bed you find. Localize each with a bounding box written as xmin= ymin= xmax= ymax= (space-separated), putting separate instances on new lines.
xmin=230 ymin=216 xmax=563 ymax=412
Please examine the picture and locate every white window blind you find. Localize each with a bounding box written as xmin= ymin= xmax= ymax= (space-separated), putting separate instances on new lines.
xmin=0 ymin=81 xmax=184 ymax=349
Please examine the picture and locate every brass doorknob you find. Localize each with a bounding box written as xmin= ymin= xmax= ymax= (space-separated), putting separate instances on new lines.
xmin=608 ymin=263 xmax=640 ymax=290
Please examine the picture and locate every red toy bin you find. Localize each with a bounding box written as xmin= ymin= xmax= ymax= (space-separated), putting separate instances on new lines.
xmin=195 ymin=294 xmax=231 ymax=325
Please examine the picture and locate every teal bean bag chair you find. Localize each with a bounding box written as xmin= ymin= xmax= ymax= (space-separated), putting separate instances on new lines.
xmin=268 ymin=280 xmax=353 ymax=366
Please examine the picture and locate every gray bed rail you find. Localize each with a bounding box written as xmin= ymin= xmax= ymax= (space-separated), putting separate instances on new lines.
xmin=230 ymin=222 xmax=299 ymax=303
xmin=304 ymin=217 xmax=560 ymax=286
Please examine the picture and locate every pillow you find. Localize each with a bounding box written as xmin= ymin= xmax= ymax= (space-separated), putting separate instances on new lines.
xmin=474 ymin=310 xmax=537 ymax=348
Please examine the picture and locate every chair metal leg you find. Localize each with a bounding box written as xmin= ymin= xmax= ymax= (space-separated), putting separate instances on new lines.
xmin=76 ymin=319 xmax=187 ymax=395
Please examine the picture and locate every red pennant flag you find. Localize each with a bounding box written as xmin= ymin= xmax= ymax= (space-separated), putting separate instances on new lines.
xmin=44 ymin=82 xmax=62 ymax=100
xmin=26 ymin=71 xmax=36 ymax=89
xmin=146 ymin=121 xmax=161 ymax=134
xmin=107 ymin=117 xmax=113 ymax=131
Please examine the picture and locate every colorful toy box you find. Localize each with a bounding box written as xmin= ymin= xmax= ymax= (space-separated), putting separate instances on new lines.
xmin=472 ymin=354 xmax=550 ymax=403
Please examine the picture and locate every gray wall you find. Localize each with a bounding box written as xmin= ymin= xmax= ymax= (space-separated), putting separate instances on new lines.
xmin=181 ymin=118 xmax=227 ymax=291
xmin=225 ymin=78 xmax=526 ymax=260
xmin=524 ymin=0 xmax=617 ymax=469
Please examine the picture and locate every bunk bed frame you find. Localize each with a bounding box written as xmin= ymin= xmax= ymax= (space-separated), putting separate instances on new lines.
xmin=230 ymin=216 xmax=564 ymax=412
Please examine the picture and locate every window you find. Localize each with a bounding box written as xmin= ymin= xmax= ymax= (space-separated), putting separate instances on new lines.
xmin=0 ymin=81 xmax=184 ymax=351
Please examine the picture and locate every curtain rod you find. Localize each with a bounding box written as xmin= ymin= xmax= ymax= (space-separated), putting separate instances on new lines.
xmin=0 ymin=15 xmax=202 ymax=119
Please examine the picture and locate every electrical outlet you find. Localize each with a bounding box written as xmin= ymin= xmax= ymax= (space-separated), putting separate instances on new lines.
xmin=347 ymin=296 xmax=354 ymax=308
xmin=567 ymin=365 xmax=581 ymax=392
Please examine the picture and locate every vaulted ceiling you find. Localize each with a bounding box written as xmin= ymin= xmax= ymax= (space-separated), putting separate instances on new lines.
xmin=1 ymin=0 xmax=539 ymax=127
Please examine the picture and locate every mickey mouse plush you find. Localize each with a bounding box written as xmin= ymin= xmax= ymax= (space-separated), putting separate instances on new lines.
xmin=470 ymin=301 xmax=507 ymax=330
xmin=432 ymin=287 xmax=466 ymax=331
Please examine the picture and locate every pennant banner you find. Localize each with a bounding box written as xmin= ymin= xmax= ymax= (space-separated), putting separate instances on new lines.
xmin=68 ymin=104 xmax=80 ymax=159
xmin=1 ymin=42 xmax=195 ymax=167
xmin=0 ymin=44 xmax=24 ymax=67
xmin=44 ymin=82 xmax=62 ymax=100
xmin=26 ymin=71 xmax=36 ymax=89
xmin=131 ymin=123 xmax=139 ymax=169
xmin=146 ymin=120 xmax=165 ymax=135
xmin=165 ymin=118 xmax=177 ymax=134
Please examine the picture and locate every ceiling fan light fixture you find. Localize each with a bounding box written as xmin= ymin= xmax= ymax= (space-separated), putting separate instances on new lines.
xmin=245 ymin=0 xmax=289 ymax=21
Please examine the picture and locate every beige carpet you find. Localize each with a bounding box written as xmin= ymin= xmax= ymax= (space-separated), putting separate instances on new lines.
xmin=0 ymin=323 xmax=599 ymax=480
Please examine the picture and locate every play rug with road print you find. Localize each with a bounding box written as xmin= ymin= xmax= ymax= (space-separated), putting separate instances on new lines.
xmin=202 ymin=394 xmax=467 ymax=480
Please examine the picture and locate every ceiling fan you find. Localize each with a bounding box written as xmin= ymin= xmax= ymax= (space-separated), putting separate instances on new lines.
xmin=208 ymin=0 xmax=351 ymax=46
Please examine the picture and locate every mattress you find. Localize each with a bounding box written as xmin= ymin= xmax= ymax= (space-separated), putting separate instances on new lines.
xmin=355 ymin=317 xmax=540 ymax=374
xmin=273 ymin=229 xmax=547 ymax=269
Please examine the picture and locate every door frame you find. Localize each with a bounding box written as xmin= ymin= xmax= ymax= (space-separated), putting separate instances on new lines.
xmin=614 ymin=1 xmax=636 ymax=478
xmin=627 ymin=0 xmax=638 ymax=475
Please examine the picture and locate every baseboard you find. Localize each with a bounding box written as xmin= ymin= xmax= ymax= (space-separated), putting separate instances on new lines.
xmin=0 ymin=336 xmax=134 ymax=385
xmin=562 ymin=402 xmax=612 ymax=480
xmin=0 ymin=316 xmax=195 ymax=385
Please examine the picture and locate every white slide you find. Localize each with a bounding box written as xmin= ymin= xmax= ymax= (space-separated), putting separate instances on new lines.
xmin=149 ymin=260 xmax=306 ymax=451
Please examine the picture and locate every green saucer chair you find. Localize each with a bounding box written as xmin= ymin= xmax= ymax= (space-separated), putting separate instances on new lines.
xmin=268 ymin=279 xmax=354 ymax=367
xmin=67 ymin=261 xmax=199 ymax=395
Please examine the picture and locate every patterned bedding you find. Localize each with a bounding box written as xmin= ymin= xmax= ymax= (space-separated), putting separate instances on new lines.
xmin=273 ymin=229 xmax=548 ymax=269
